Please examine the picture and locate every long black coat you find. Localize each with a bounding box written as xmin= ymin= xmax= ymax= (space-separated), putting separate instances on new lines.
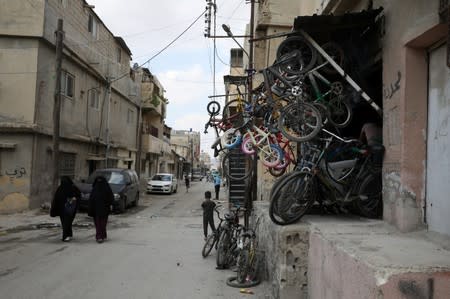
xmin=50 ymin=177 xmax=81 ymax=217
xmin=88 ymin=176 xmax=114 ymax=218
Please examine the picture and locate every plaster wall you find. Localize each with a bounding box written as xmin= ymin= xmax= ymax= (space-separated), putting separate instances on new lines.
xmin=374 ymin=0 xmax=444 ymax=231
xmin=0 ymin=38 xmax=38 ymax=124
xmin=0 ymin=135 xmax=33 ymax=214
xmin=0 ymin=0 xmax=45 ymax=37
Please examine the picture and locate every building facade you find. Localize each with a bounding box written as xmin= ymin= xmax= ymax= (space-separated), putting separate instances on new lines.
xmin=0 ymin=0 xmax=139 ymax=213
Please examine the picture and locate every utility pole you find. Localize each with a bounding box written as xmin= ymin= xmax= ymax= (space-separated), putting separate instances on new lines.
xmin=247 ymin=0 xmax=256 ymax=228
xmin=105 ymin=79 xmax=112 ymax=167
xmin=53 ymin=19 xmax=64 ymax=191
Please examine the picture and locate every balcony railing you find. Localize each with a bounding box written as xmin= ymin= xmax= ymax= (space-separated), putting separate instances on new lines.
xmin=142 ymin=94 xmax=165 ymax=116
xmin=142 ymin=134 xmax=171 ymax=155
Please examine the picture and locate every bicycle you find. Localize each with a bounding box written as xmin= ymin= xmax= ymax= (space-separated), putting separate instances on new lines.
xmin=216 ymin=206 xmax=243 ymax=269
xmin=202 ymin=205 xmax=224 ymax=258
xmin=226 ymin=217 xmax=262 ymax=288
xmin=269 ymin=128 xmax=383 ymax=225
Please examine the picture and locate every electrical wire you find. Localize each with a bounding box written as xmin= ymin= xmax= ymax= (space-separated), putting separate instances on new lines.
xmin=111 ymin=8 xmax=207 ymax=84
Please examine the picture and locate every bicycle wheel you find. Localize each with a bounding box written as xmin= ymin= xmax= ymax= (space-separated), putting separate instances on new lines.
xmin=221 ymin=128 xmax=242 ymax=149
xmin=222 ymin=98 xmax=249 ymax=128
xmin=259 ymin=144 xmax=283 ymax=168
xmin=327 ymin=94 xmax=352 ymax=128
xmin=269 ymin=171 xmax=316 ymax=225
xmin=207 ymin=100 xmax=221 ymax=116
xmin=278 ymin=102 xmax=322 ymax=142
xmin=241 ymin=135 xmax=259 ymax=155
xmin=202 ymin=234 xmax=216 ymax=258
xmin=276 ymin=36 xmax=317 ymax=74
xmin=216 ymin=231 xmax=230 ymax=268
xmin=269 ymin=171 xmax=303 ymax=225
xmin=353 ymin=171 xmax=382 ymax=218
xmin=269 ymin=166 xmax=287 ymax=177
xmin=318 ymin=42 xmax=345 ymax=74
xmin=226 ymin=276 xmax=261 ymax=288
xmin=222 ymin=151 xmax=254 ymax=181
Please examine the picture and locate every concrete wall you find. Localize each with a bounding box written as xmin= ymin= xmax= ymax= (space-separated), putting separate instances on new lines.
xmin=0 ymin=135 xmax=33 ymax=213
xmin=0 ymin=38 xmax=38 ymax=125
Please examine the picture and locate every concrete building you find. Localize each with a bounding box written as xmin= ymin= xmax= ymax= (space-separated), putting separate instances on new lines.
xmin=0 ymin=0 xmax=140 ymax=213
xmin=171 ymin=130 xmax=200 ymax=177
xmin=137 ymin=67 xmax=176 ymax=179
xmin=247 ymin=0 xmax=450 ymax=298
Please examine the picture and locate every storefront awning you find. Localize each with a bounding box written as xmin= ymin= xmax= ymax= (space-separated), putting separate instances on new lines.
xmin=293 ymin=7 xmax=384 ymax=34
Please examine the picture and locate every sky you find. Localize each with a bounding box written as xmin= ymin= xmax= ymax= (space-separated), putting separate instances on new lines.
xmin=88 ymin=0 xmax=251 ymax=162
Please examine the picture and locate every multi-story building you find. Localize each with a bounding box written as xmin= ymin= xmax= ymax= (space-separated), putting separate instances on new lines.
xmin=171 ymin=130 xmax=200 ymax=176
xmin=137 ymin=67 xmax=176 ymax=178
xmin=0 ymin=0 xmax=139 ymax=213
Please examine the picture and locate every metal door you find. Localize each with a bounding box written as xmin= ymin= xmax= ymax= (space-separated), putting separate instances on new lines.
xmin=426 ymin=44 xmax=450 ymax=236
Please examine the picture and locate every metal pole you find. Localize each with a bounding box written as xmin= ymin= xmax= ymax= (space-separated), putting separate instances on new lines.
xmin=105 ymin=79 xmax=111 ymax=166
xmin=53 ymin=19 xmax=64 ymax=192
xmin=247 ymin=0 xmax=256 ymax=228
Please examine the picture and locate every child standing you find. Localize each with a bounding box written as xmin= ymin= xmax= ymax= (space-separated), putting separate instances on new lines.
xmin=201 ymin=191 xmax=216 ymax=240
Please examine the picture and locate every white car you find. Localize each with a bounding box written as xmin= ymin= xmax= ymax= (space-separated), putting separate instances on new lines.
xmin=147 ymin=173 xmax=178 ymax=194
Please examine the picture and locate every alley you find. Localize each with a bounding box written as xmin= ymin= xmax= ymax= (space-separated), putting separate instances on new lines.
xmin=0 ymin=180 xmax=269 ymax=299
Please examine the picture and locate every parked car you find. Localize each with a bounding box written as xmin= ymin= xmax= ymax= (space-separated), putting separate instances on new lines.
xmin=77 ymin=168 xmax=139 ymax=213
xmin=147 ymin=173 xmax=178 ymax=194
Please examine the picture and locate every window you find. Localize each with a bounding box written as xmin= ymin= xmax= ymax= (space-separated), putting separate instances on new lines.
xmin=88 ymin=89 xmax=99 ymax=109
xmin=127 ymin=109 xmax=134 ymax=124
xmin=88 ymin=14 xmax=98 ymax=39
xmin=230 ymin=49 xmax=243 ymax=67
xmin=59 ymin=152 xmax=76 ymax=179
xmin=116 ymin=47 xmax=121 ymax=63
xmin=60 ymin=0 xmax=68 ymax=8
xmin=61 ymin=71 xmax=74 ymax=98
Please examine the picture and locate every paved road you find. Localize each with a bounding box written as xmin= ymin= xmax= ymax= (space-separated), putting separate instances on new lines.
xmin=0 ymin=180 xmax=270 ymax=299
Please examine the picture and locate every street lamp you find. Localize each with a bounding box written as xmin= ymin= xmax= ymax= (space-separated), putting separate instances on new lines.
xmin=222 ymin=24 xmax=249 ymax=58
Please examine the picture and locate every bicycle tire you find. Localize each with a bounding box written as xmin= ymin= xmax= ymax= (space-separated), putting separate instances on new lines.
xmin=221 ymin=128 xmax=242 ymax=149
xmin=278 ymin=102 xmax=322 ymax=142
xmin=222 ymin=98 xmax=249 ymax=128
xmin=207 ymin=100 xmax=221 ymax=116
xmin=269 ymin=171 xmax=316 ymax=225
xmin=202 ymin=234 xmax=216 ymax=258
xmin=327 ymin=95 xmax=353 ymax=128
xmin=259 ymin=144 xmax=283 ymax=168
xmin=269 ymin=171 xmax=303 ymax=224
xmin=276 ymin=36 xmax=317 ymax=74
xmin=317 ymin=42 xmax=345 ymax=74
xmin=241 ymin=135 xmax=259 ymax=155
xmin=216 ymin=231 xmax=230 ymax=268
xmin=352 ymin=171 xmax=382 ymax=218
xmin=226 ymin=276 xmax=261 ymax=288
xmin=222 ymin=151 xmax=254 ymax=181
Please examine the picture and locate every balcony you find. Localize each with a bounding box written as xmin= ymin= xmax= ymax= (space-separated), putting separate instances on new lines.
xmin=142 ymin=134 xmax=171 ymax=155
xmin=142 ymin=93 xmax=165 ymax=116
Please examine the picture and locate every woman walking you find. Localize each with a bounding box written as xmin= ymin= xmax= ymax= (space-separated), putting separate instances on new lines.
xmin=88 ymin=176 xmax=114 ymax=243
xmin=50 ymin=176 xmax=81 ymax=242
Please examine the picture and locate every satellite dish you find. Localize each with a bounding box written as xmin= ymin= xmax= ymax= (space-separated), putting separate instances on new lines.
xmin=133 ymin=63 xmax=139 ymax=70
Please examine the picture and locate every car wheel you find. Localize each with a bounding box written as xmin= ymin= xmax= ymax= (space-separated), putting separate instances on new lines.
xmin=118 ymin=197 xmax=126 ymax=213
xmin=133 ymin=193 xmax=139 ymax=207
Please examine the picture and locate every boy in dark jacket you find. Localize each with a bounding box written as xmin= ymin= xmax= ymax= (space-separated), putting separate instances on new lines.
xmin=201 ymin=191 xmax=216 ymax=240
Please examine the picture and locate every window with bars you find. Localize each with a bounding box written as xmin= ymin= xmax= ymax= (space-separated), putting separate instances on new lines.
xmin=88 ymin=14 xmax=98 ymax=39
xmin=61 ymin=71 xmax=74 ymax=98
xmin=230 ymin=49 xmax=243 ymax=67
xmin=59 ymin=152 xmax=76 ymax=179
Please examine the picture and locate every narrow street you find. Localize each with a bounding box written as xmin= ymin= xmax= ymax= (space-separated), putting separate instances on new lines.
xmin=0 ymin=181 xmax=269 ymax=299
